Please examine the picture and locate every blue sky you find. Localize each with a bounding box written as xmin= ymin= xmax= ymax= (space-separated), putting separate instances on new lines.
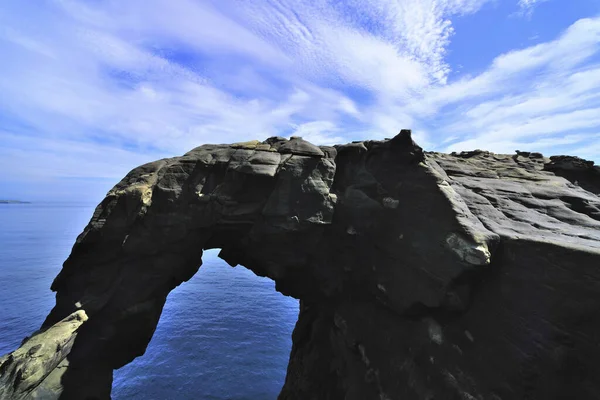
xmin=1 ymin=0 xmax=600 ymax=202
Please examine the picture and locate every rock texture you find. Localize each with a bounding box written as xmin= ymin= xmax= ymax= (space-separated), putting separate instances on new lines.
xmin=0 ymin=311 xmax=88 ymax=399
xmin=1 ymin=130 xmax=599 ymax=399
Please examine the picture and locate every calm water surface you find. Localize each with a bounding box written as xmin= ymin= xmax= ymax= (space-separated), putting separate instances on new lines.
xmin=0 ymin=203 xmax=298 ymax=399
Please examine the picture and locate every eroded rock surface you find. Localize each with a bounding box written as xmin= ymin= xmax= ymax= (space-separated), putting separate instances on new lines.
xmin=0 ymin=311 xmax=88 ymax=400
xmin=1 ymin=131 xmax=599 ymax=399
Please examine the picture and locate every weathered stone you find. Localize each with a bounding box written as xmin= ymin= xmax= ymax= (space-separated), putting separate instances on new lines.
xmin=0 ymin=311 xmax=88 ymax=400
xmin=545 ymin=155 xmax=600 ymax=195
xmin=263 ymin=136 xmax=288 ymax=151
xmin=2 ymin=131 xmax=600 ymax=400
xmin=279 ymin=137 xmax=325 ymax=157
xmin=229 ymin=149 xmax=282 ymax=177
xmin=231 ymin=139 xmax=261 ymax=149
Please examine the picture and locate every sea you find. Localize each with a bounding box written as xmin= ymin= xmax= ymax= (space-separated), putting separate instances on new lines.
xmin=0 ymin=202 xmax=299 ymax=400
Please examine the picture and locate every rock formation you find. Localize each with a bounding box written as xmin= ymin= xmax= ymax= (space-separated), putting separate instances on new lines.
xmin=1 ymin=130 xmax=599 ymax=399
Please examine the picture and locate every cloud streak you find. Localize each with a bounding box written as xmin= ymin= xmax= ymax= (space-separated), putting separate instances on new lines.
xmin=0 ymin=0 xmax=599 ymax=201
xmin=516 ymin=0 xmax=549 ymax=18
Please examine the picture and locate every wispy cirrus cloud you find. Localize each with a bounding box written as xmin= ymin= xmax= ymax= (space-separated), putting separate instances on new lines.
xmin=515 ymin=0 xmax=549 ymax=18
xmin=0 ymin=0 xmax=598 ymax=201
xmin=440 ymin=17 xmax=600 ymax=153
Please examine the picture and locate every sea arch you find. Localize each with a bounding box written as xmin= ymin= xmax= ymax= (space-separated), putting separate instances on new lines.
xmin=2 ymin=131 xmax=600 ymax=399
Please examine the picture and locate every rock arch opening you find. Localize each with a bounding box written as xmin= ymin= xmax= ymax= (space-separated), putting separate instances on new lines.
xmin=112 ymin=249 xmax=298 ymax=399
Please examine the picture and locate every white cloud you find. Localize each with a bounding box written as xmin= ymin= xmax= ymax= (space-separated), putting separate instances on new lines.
xmin=289 ymin=121 xmax=346 ymax=145
xmin=411 ymin=17 xmax=600 ymax=161
xmin=1 ymin=0 xmax=600 ymax=202
xmin=0 ymin=9 xmax=358 ymax=155
xmin=446 ymin=133 xmax=599 ymax=155
xmin=422 ymin=17 xmax=600 ymax=112
xmin=55 ymin=0 xmax=290 ymax=67
xmin=571 ymin=141 xmax=600 ymax=161
xmin=516 ymin=0 xmax=549 ymax=18
xmin=0 ymin=131 xmax=164 ymax=181
xmin=327 ymin=0 xmax=493 ymax=83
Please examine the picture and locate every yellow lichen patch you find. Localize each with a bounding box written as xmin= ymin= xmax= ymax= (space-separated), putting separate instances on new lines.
xmin=232 ymin=140 xmax=261 ymax=149
xmin=446 ymin=233 xmax=491 ymax=266
xmin=139 ymin=185 xmax=154 ymax=206
xmin=0 ymin=310 xmax=89 ymax=396
xmin=108 ymin=184 xmax=154 ymax=206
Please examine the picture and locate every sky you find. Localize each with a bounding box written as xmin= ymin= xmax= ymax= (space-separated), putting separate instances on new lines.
xmin=1 ymin=0 xmax=599 ymax=202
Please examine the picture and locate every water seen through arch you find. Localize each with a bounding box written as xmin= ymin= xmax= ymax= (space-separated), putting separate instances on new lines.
xmin=0 ymin=203 xmax=299 ymax=400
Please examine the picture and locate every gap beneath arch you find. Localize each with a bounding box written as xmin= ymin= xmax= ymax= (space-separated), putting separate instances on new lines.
xmin=112 ymin=249 xmax=299 ymax=399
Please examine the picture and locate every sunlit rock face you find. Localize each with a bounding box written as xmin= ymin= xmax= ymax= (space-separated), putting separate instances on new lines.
xmin=1 ymin=130 xmax=600 ymax=400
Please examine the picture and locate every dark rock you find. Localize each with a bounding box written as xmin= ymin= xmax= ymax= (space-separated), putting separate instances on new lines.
xmin=514 ymin=150 xmax=544 ymax=159
xmin=279 ymin=137 xmax=325 ymax=157
xmin=547 ymin=155 xmax=595 ymax=171
xmin=452 ymin=149 xmax=490 ymax=159
xmin=1 ymin=133 xmax=600 ymax=400
xmin=545 ymin=156 xmax=600 ymax=195
xmin=319 ymin=146 xmax=337 ymax=159
xmin=263 ymin=136 xmax=289 ymax=151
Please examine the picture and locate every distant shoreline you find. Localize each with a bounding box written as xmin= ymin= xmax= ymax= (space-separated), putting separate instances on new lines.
xmin=0 ymin=200 xmax=31 ymax=204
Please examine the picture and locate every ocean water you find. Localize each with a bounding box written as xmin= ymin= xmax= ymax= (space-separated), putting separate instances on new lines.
xmin=0 ymin=203 xmax=299 ymax=399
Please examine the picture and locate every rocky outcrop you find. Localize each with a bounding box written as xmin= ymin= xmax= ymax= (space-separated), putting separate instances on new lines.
xmin=1 ymin=131 xmax=599 ymax=399
xmin=0 ymin=311 xmax=88 ymax=399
